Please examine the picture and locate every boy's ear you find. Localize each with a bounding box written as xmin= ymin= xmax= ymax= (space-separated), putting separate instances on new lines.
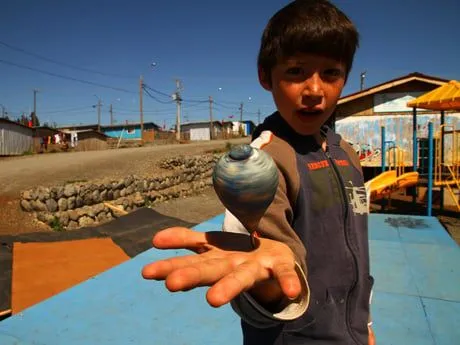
xmin=258 ymin=67 xmax=272 ymax=91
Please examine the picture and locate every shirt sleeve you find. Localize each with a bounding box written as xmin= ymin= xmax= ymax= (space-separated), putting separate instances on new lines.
xmin=222 ymin=132 xmax=310 ymax=328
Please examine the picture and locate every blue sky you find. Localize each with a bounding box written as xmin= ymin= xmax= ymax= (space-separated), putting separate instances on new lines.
xmin=1 ymin=0 xmax=459 ymax=129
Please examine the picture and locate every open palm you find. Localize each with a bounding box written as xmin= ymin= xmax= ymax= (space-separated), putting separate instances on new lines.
xmin=141 ymin=227 xmax=302 ymax=307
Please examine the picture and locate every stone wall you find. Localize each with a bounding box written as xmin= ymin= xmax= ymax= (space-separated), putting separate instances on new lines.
xmin=20 ymin=154 xmax=220 ymax=230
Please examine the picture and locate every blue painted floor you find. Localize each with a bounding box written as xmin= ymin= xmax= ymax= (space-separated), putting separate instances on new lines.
xmin=0 ymin=213 xmax=458 ymax=344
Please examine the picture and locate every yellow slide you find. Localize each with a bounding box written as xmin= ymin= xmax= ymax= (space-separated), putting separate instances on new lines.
xmin=365 ymin=170 xmax=419 ymax=201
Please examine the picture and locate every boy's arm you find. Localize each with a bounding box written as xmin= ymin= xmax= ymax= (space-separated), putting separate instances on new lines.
xmin=223 ymin=133 xmax=310 ymax=327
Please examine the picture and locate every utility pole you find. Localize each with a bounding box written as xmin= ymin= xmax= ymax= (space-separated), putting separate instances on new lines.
xmin=0 ymin=104 xmax=5 ymax=117
xmin=110 ymin=104 xmax=113 ymax=125
xmin=139 ymin=75 xmax=144 ymax=142
xmin=257 ymin=109 xmax=261 ymax=125
xmin=97 ymin=98 xmax=102 ymax=132
xmin=239 ymin=102 xmax=244 ymax=136
xmin=209 ymin=96 xmax=213 ymax=140
xmin=33 ymin=89 xmax=39 ymax=124
xmin=360 ymin=71 xmax=366 ymax=91
xmin=174 ymin=79 xmax=182 ymax=141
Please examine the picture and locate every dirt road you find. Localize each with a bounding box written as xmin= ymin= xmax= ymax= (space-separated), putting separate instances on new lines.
xmin=0 ymin=138 xmax=249 ymax=196
xmin=0 ymin=138 xmax=248 ymax=235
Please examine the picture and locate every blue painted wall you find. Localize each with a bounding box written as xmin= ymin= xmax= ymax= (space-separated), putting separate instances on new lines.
xmin=336 ymin=113 xmax=459 ymax=163
xmin=103 ymin=128 xmax=141 ymax=139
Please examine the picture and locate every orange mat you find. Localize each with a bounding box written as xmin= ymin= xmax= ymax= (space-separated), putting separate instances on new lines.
xmin=12 ymin=238 xmax=129 ymax=313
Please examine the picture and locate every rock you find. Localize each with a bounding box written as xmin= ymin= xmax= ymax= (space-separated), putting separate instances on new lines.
xmin=96 ymin=212 xmax=108 ymax=223
xmin=37 ymin=212 xmax=50 ymax=223
xmin=133 ymin=193 xmax=145 ymax=207
xmin=37 ymin=187 xmax=50 ymax=202
xmin=83 ymin=192 xmax=93 ymax=206
xmin=92 ymin=190 xmax=100 ymax=203
xmin=67 ymin=196 xmax=76 ymax=210
xmin=81 ymin=206 xmax=95 ymax=218
xmin=120 ymin=188 xmax=126 ymax=197
xmin=58 ymin=198 xmax=68 ymax=211
xmin=113 ymin=190 xmax=120 ymax=199
xmin=56 ymin=186 xmax=64 ymax=199
xmin=22 ymin=190 xmax=33 ymax=201
xmin=68 ymin=210 xmax=79 ymax=221
xmin=20 ymin=199 xmax=33 ymax=211
xmin=93 ymin=203 xmax=105 ymax=215
xmin=45 ymin=199 xmax=58 ymax=212
xmin=107 ymin=190 xmax=114 ymax=200
xmin=75 ymin=196 xmax=84 ymax=208
xmin=125 ymin=175 xmax=134 ymax=187
xmin=67 ymin=220 xmax=79 ymax=230
xmin=100 ymin=189 xmax=108 ymax=201
xmin=114 ymin=180 xmax=124 ymax=189
xmin=79 ymin=216 xmax=94 ymax=227
xmin=32 ymin=200 xmax=48 ymax=212
xmin=58 ymin=212 xmax=69 ymax=227
xmin=64 ymin=185 xmax=76 ymax=197
xmin=125 ymin=185 xmax=134 ymax=195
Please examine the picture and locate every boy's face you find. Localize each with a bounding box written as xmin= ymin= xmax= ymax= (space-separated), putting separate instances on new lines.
xmin=259 ymin=53 xmax=346 ymax=136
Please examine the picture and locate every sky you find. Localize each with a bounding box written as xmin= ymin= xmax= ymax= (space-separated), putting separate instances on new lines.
xmin=1 ymin=0 xmax=459 ymax=129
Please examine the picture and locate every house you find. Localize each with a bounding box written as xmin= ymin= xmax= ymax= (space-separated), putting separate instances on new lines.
xmin=32 ymin=126 xmax=64 ymax=152
xmin=227 ymin=121 xmax=256 ymax=137
xmin=58 ymin=122 xmax=161 ymax=142
xmin=0 ymin=118 xmax=34 ymax=156
xmin=101 ymin=122 xmax=160 ymax=142
xmin=59 ymin=129 xmax=109 ymax=151
xmin=333 ymin=72 xmax=459 ymax=166
xmin=180 ymin=121 xmax=225 ymax=141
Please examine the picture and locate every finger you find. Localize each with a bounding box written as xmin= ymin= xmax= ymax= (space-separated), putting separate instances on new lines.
xmin=206 ymin=261 xmax=262 ymax=307
xmin=141 ymin=254 xmax=205 ymax=280
xmin=272 ymin=262 xmax=301 ymax=299
xmin=165 ymin=257 xmax=236 ymax=292
xmin=153 ymin=227 xmax=208 ymax=251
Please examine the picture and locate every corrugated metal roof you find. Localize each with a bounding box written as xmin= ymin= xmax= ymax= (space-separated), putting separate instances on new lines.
xmin=407 ymin=80 xmax=460 ymax=110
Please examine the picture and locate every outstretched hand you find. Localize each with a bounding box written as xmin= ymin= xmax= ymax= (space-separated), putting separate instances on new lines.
xmin=141 ymin=227 xmax=302 ymax=308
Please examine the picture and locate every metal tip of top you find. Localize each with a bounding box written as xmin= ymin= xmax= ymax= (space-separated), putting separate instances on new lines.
xmin=228 ymin=144 xmax=253 ymax=161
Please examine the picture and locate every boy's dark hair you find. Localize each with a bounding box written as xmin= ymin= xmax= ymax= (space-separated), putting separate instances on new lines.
xmin=258 ymin=0 xmax=359 ymax=82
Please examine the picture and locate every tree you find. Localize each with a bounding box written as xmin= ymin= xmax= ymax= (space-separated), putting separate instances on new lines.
xmin=30 ymin=112 xmax=40 ymax=127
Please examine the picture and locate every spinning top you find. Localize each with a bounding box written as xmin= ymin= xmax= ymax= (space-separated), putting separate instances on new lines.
xmin=212 ymin=144 xmax=279 ymax=232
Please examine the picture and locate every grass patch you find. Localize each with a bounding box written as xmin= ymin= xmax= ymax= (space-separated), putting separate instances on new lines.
xmin=50 ymin=217 xmax=65 ymax=232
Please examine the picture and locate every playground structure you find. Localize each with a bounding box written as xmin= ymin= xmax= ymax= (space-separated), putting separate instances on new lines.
xmin=365 ymin=134 xmax=419 ymax=201
xmin=366 ymin=80 xmax=460 ymax=214
xmin=433 ymin=124 xmax=460 ymax=210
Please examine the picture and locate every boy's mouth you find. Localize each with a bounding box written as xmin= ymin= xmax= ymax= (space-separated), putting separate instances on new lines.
xmin=297 ymin=108 xmax=323 ymax=117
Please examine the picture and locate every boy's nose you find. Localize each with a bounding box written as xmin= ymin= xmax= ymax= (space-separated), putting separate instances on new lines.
xmin=302 ymin=73 xmax=324 ymax=99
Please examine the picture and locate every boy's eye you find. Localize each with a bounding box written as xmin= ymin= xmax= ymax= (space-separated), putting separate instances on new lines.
xmin=285 ymin=67 xmax=303 ymax=76
xmin=323 ymin=68 xmax=343 ymax=78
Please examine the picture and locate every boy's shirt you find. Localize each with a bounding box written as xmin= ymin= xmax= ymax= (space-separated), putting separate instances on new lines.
xmin=223 ymin=112 xmax=373 ymax=345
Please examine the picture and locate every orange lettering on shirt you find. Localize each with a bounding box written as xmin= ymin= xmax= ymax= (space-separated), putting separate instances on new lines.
xmin=307 ymin=160 xmax=329 ymax=170
xmin=334 ymin=159 xmax=349 ymax=167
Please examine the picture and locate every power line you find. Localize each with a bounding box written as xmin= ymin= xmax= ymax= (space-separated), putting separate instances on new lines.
xmin=143 ymin=84 xmax=172 ymax=99
xmin=0 ymin=59 xmax=137 ymax=94
xmin=213 ymin=101 xmax=239 ymax=110
xmin=143 ymin=88 xmax=174 ymax=104
xmin=0 ymin=40 xmax=136 ymax=79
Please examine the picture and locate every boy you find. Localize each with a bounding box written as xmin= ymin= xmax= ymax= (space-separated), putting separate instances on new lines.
xmin=142 ymin=1 xmax=375 ymax=344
